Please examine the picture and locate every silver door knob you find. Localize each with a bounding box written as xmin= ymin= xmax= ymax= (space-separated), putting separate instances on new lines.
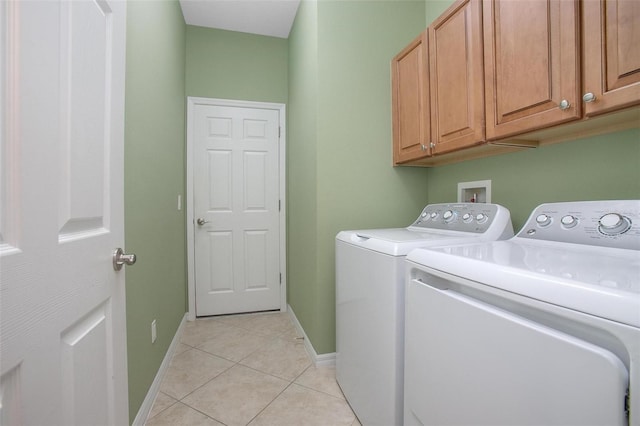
xmin=559 ymin=99 xmax=571 ymax=110
xmin=420 ymin=144 xmax=426 ymax=151
xmin=113 ymin=248 xmax=136 ymax=271
xmin=582 ymin=92 xmax=596 ymax=103
xmin=196 ymin=218 xmax=209 ymax=226
xmin=429 ymin=142 xmax=436 ymax=149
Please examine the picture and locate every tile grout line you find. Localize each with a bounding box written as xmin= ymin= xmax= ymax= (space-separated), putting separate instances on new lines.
xmin=201 ymin=315 xmax=311 ymax=425
xmin=243 ymin=361 xmax=312 ymax=425
xmin=149 ymin=312 xmax=352 ymax=425
xmin=145 ymin=392 xmax=178 ymax=422
xmin=175 ymin=325 xmax=300 ymax=425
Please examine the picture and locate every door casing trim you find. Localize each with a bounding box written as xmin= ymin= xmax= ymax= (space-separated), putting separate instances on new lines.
xmin=186 ymin=97 xmax=287 ymax=321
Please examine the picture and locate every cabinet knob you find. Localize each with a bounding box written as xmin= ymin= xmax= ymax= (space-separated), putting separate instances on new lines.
xmin=582 ymin=92 xmax=596 ymax=103
xmin=420 ymin=144 xmax=426 ymax=151
xmin=559 ymin=99 xmax=571 ymax=110
xmin=429 ymin=142 xmax=436 ymax=149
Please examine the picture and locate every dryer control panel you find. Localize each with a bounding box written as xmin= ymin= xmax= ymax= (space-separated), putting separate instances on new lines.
xmin=517 ymin=200 xmax=640 ymax=251
xmin=409 ymin=203 xmax=510 ymax=235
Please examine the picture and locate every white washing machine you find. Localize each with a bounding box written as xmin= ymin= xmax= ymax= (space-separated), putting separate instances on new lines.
xmin=335 ymin=203 xmax=514 ymax=426
xmin=404 ymin=200 xmax=640 ymax=426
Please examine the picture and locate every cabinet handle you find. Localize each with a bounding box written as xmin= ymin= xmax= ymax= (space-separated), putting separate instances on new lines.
xmin=582 ymin=92 xmax=596 ymax=103
xmin=420 ymin=144 xmax=426 ymax=151
xmin=430 ymin=142 xmax=436 ymax=149
xmin=559 ymin=99 xmax=571 ymax=110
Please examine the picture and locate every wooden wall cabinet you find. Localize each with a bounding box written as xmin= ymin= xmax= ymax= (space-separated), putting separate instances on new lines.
xmin=392 ymin=0 xmax=484 ymax=165
xmin=582 ymin=0 xmax=640 ymax=117
xmin=429 ymin=0 xmax=485 ymax=155
xmin=392 ymin=31 xmax=430 ymax=164
xmin=392 ymin=0 xmax=639 ymax=166
xmin=483 ymin=0 xmax=582 ymax=140
xmin=484 ymin=0 xmax=639 ymax=140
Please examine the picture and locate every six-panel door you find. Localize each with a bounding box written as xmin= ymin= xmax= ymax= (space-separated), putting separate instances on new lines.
xmin=0 ymin=1 xmax=129 ymax=424
xmin=193 ymin=105 xmax=281 ymax=316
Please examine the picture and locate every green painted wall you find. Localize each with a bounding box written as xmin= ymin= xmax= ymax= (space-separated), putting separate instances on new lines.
xmin=425 ymin=129 xmax=640 ymax=231
xmin=124 ymin=1 xmax=186 ymax=422
xmin=425 ymin=0 xmax=453 ymax=25
xmin=287 ymin=0 xmax=320 ymax=345
xmin=186 ymin=26 xmax=288 ymax=103
xmin=287 ymin=0 xmax=429 ymax=354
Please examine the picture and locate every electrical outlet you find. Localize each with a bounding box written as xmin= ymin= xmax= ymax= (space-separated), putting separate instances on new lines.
xmin=151 ymin=319 xmax=157 ymax=343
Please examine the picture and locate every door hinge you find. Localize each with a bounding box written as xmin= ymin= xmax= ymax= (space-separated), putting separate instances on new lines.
xmin=278 ymin=126 xmax=281 ymax=138
xmin=279 ymin=199 xmax=281 ymax=211
xmin=279 ymin=273 xmax=282 ymax=284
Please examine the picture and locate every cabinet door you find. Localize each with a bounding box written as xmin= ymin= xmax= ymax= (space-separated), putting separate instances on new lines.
xmin=392 ymin=31 xmax=430 ymax=164
xmin=484 ymin=0 xmax=581 ymax=140
xmin=429 ymin=0 xmax=484 ymax=155
xmin=583 ymin=0 xmax=640 ymax=116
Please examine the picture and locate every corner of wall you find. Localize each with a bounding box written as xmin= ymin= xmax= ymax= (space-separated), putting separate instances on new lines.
xmin=124 ymin=0 xmax=188 ymax=421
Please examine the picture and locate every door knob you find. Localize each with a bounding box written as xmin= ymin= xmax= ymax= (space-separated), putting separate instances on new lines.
xmin=113 ymin=248 xmax=137 ymax=271
xmin=196 ymin=218 xmax=210 ymax=226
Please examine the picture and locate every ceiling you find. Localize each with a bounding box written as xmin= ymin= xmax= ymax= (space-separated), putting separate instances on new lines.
xmin=179 ymin=0 xmax=301 ymax=39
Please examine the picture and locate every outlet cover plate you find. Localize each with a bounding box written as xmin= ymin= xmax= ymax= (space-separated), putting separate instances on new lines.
xmin=151 ymin=320 xmax=157 ymax=343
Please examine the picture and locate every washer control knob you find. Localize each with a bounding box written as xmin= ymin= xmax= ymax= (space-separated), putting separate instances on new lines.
xmin=560 ymin=215 xmax=578 ymax=228
xmin=598 ymin=213 xmax=631 ymax=236
xmin=462 ymin=213 xmax=472 ymax=223
xmin=476 ymin=213 xmax=487 ymax=224
xmin=536 ymin=214 xmax=552 ymax=227
xmin=443 ymin=210 xmax=456 ymax=223
xmin=421 ymin=212 xmax=428 ymax=218
xmin=430 ymin=212 xmax=438 ymax=219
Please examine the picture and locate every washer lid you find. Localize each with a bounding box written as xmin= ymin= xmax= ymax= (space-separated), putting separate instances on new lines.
xmin=337 ymin=228 xmax=486 ymax=256
xmin=407 ymin=240 xmax=640 ymax=328
xmin=354 ymin=228 xmax=468 ymax=242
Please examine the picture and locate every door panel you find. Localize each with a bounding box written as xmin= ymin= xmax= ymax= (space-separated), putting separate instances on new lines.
xmin=60 ymin=304 xmax=111 ymax=426
xmin=429 ymin=0 xmax=484 ymax=154
xmin=583 ymin=0 xmax=640 ymax=116
xmin=0 ymin=1 xmax=128 ymax=425
xmin=194 ymin=104 xmax=281 ymax=316
xmin=484 ymin=0 xmax=581 ymax=139
xmin=605 ymin=0 xmax=640 ymax=90
xmin=208 ymin=231 xmax=234 ymax=292
xmin=392 ymin=31 xmax=430 ymax=164
xmin=59 ymin=0 xmax=110 ymax=237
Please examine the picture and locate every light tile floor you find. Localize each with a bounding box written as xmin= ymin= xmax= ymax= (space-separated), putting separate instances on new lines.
xmin=145 ymin=312 xmax=361 ymax=426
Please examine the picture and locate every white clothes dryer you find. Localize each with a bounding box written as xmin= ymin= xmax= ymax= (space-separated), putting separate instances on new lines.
xmin=335 ymin=203 xmax=513 ymax=426
xmin=404 ymin=200 xmax=640 ymax=426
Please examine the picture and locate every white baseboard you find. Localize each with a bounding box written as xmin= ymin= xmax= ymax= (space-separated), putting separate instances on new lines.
xmin=132 ymin=313 xmax=187 ymax=425
xmin=287 ymin=304 xmax=336 ymax=367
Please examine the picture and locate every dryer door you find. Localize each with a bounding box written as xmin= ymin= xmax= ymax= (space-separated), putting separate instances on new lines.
xmin=404 ymin=276 xmax=629 ymax=426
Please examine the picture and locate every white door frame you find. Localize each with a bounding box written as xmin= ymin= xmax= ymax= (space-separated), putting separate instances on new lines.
xmin=186 ymin=97 xmax=286 ymax=321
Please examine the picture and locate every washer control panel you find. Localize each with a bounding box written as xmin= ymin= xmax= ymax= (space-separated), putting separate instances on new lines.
xmin=518 ymin=200 xmax=640 ymax=250
xmin=409 ymin=203 xmax=505 ymax=234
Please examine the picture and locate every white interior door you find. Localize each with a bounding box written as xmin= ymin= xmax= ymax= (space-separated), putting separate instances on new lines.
xmin=0 ymin=1 xmax=128 ymax=424
xmin=191 ymin=101 xmax=284 ymax=316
